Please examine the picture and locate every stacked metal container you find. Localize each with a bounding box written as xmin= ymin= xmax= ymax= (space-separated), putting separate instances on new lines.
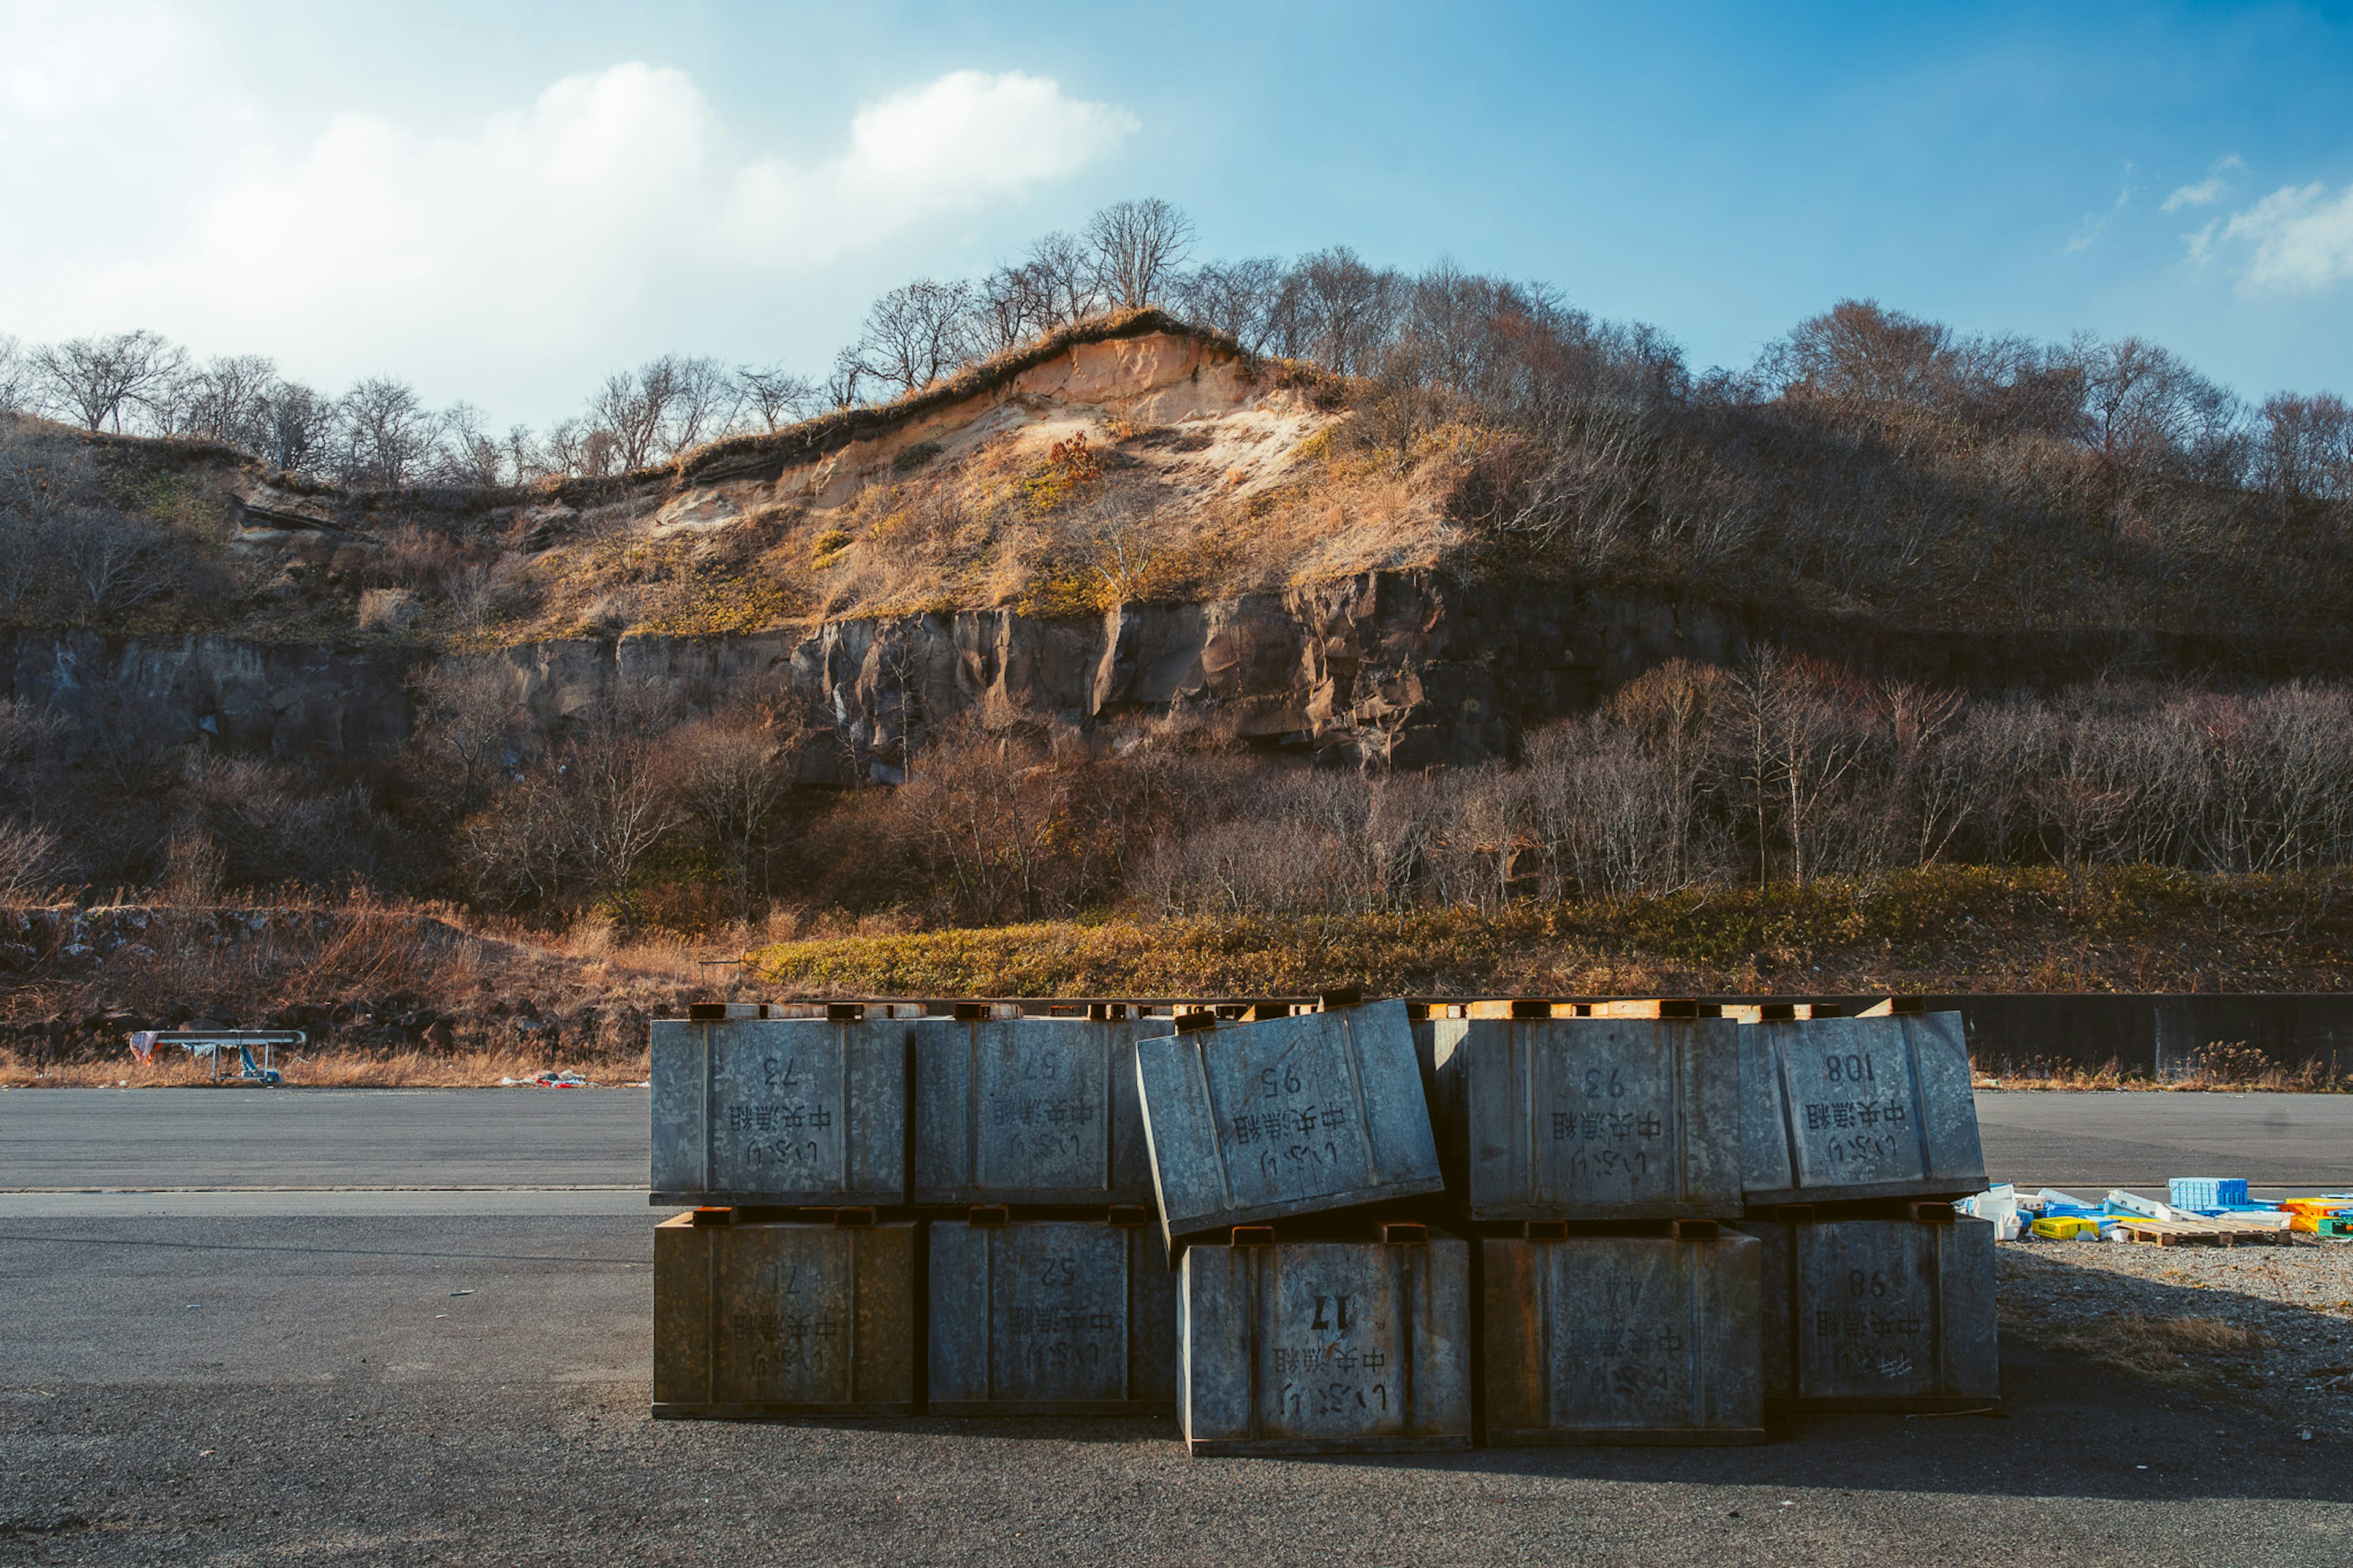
xmin=1729 ymin=1203 xmax=1999 ymax=1412
xmin=1135 ymin=996 xmax=1470 ymax=1455
xmin=1424 ymin=1001 xmax=1765 ymax=1444
xmin=645 ymin=990 xmax=1999 ymax=1441
xmin=650 ymin=1002 xmax=923 ymax=1419
xmin=648 ymin=1001 xmax=1185 ymax=1420
xmin=1732 ymin=1001 xmax=2000 ymax=1413
xmin=915 ymin=1004 xmax=1180 ymax=1417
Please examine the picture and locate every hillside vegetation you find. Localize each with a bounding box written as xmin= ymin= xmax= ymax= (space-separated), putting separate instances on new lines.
xmin=4 ymin=199 xmax=2353 ymax=999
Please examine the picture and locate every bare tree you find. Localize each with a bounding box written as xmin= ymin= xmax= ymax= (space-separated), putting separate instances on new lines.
xmin=1283 ymin=248 xmax=1403 ymax=375
xmin=823 ymin=351 xmax=868 ymax=411
xmin=1728 ymin=650 xmax=1876 ymax=885
xmin=542 ymin=417 xmax=617 ymax=479
xmin=430 ymin=403 xmax=508 ymax=487
xmin=969 ymin=263 xmax=1055 ymax=355
xmin=32 ymin=330 xmax=188 ymax=432
xmin=675 ymin=711 xmax=805 ymax=919
xmin=664 ymin=356 xmax=742 ymax=455
xmin=0 ymin=819 xmax=63 ymax=900
xmin=587 ymin=365 xmax=671 ymax=472
xmin=259 ymin=380 xmax=338 ymax=474
xmin=2258 ymin=392 xmax=2353 ymax=505
xmin=1172 ymin=257 xmax=1284 ymax=354
xmin=849 ymin=279 xmax=979 ymax=395
xmin=336 ymin=377 xmax=439 ymax=488
xmin=462 ymin=683 xmax=685 ymax=920
xmin=2072 ymin=333 xmax=2241 ymax=477
xmin=586 ymin=354 xmax=741 ymax=469
xmin=733 ymin=364 xmax=823 ymax=431
xmin=1085 ymin=199 xmax=1196 ymax=311
xmin=411 ymin=660 xmax=523 ymax=820
xmin=1023 ymin=230 xmax=1108 ymax=326
xmin=52 ymin=508 xmax=183 ymax=616
xmin=0 ymin=334 xmax=31 ymax=414
xmin=0 ymin=431 xmax=77 ymax=615
xmin=183 ymin=354 xmax=279 ymax=448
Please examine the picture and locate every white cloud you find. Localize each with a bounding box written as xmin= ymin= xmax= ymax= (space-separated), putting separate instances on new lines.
xmin=2064 ymin=165 xmax=2135 ymax=254
xmin=2162 ymin=154 xmax=2246 ymax=213
xmin=722 ymin=70 xmax=1140 ymax=256
xmin=0 ymin=0 xmax=186 ymax=119
xmin=8 ymin=55 xmax=1134 ymax=415
xmin=2218 ymin=181 xmax=2353 ymax=294
xmin=2183 ymin=217 xmax=2219 ymax=270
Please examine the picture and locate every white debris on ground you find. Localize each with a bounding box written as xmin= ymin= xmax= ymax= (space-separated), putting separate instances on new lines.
xmin=498 ymin=1070 xmax=592 ymax=1088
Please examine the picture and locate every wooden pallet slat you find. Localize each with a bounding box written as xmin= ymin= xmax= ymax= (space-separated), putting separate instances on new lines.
xmin=2117 ymin=1216 xmax=2282 ymax=1248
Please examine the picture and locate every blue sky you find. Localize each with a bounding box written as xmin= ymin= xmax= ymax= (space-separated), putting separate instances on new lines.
xmin=4 ymin=1 xmax=2349 ymax=427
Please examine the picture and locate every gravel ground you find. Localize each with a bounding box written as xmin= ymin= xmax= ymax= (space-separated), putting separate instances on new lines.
xmin=4 ymin=1214 xmax=2351 ymax=1565
xmin=1999 ymin=1234 xmax=2353 ymax=1437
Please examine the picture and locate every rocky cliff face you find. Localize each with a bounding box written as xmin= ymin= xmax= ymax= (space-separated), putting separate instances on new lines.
xmin=13 ymin=572 xmax=2344 ymax=776
xmin=13 ymin=315 xmax=2345 ymax=772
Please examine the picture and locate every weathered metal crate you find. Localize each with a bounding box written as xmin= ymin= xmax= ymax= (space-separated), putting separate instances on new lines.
xmin=1423 ymin=1017 xmax=1744 ymax=1220
xmin=651 ymin=1213 xmax=918 ymax=1417
xmin=1135 ymin=1001 xmax=1444 ymax=1252
xmin=928 ymin=1215 xmax=1178 ymax=1414
xmin=1178 ymin=1225 xmax=1472 ymax=1455
xmin=911 ymin=1017 xmax=1170 ymax=1205
xmin=1730 ymin=1214 xmax=1999 ymax=1411
xmin=1738 ymin=1013 xmax=1985 ymax=1207
xmin=1481 ymin=1228 xmax=1764 ymax=1445
xmin=650 ymin=1015 xmax=911 ymax=1206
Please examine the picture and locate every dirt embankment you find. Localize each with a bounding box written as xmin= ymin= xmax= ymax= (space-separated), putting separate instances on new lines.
xmin=0 ymin=902 xmax=696 ymax=1085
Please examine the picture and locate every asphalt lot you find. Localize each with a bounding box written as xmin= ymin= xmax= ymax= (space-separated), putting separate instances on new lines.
xmin=0 ymin=1086 xmax=648 ymax=1192
xmin=1 ymin=1088 xmax=2349 ymax=1564
xmin=7 ymin=1085 xmax=2349 ymax=1196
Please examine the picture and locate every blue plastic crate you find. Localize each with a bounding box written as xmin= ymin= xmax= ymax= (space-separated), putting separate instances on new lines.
xmin=2170 ymin=1178 xmax=2248 ymax=1210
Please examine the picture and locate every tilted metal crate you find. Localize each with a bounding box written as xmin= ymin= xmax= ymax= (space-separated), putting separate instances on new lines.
xmin=652 ymin=1213 xmax=918 ymax=1418
xmin=1136 ymin=1001 xmax=1444 ymax=1254
xmin=1177 ymin=1224 xmax=1472 ymax=1455
xmin=1739 ymin=1013 xmax=1985 ymax=1207
xmin=928 ymin=1214 xmax=1177 ymax=1415
xmin=911 ymin=1016 xmax=1170 ymax=1206
xmin=1481 ymin=1227 xmax=1765 ymax=1445
xmin=651 ymin=1014 xmax=910 ymax=1206
xmin=1423 ymin=1016 xmax=1745 ymax=1220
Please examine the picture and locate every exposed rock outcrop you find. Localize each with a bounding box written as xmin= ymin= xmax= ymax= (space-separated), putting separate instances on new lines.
xmin=14 ymin=572 xmax=2347 ymax=776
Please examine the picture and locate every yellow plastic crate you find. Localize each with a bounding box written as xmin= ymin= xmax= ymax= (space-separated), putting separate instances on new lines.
xmin=2282 ymin=1199 xmax=2352 ymax=1218
xmin=2031 ymin=1216 xmax=2102 ymax=1241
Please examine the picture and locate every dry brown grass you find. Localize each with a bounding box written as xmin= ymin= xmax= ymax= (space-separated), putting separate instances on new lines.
xmin=1976 ymin=1047 xmax=2349 ymax=1093
xmin=479 ymin=344 xmax=1471 ymax=641
xmin=1 ymin=899 xmax=717 ymax=1086
xmin=2004 ymin=1306 xmax=2273 ymax=1386
xmin=2121 ymin=1314 xmax=2273 ymax=1355
xmin=0 ymin=1042 xmax=651 ymax=1089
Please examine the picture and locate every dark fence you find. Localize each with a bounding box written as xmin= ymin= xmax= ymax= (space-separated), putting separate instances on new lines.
xmin=1708 ymin=994 xmax=2353 ymax=1080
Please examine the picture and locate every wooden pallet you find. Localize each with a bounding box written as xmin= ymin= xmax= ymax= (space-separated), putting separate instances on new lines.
xmin=2117 ymin=1218 xmax=2284 ymax=1248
